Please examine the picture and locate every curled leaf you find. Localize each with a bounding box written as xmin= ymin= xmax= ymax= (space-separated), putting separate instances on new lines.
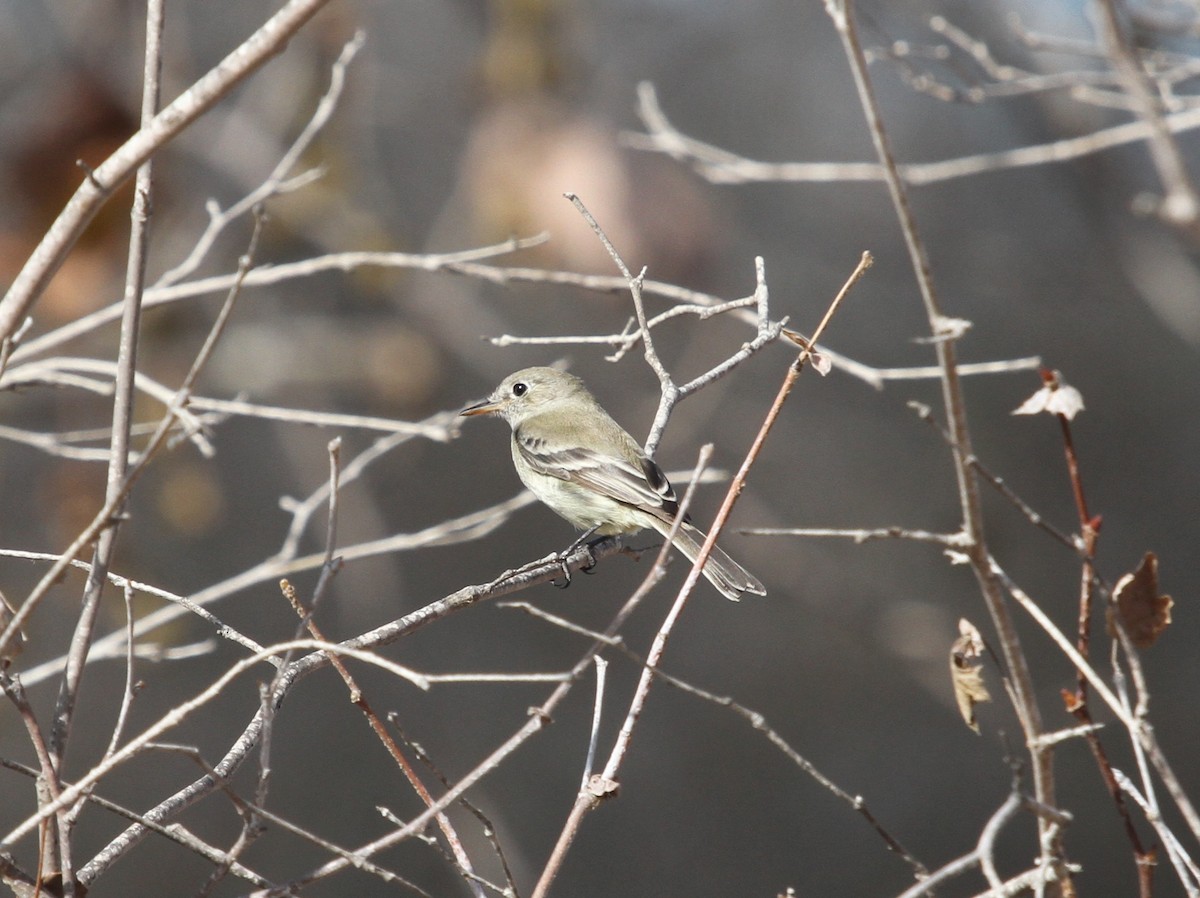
xmin=782 ymin=329 xmax=832 ymax=375
xmin=951 ymin=619 xmax=991 ymax=734
xmin=1108 ymin=552 xmax=1173 ymax=648
xmin=1012 ymin=371 xmax=1085 ymax=420
xmin=586 ymin=774 xmax=620 ymax=799
xmin=1060 ymin=687 xmax=1084 ymax=714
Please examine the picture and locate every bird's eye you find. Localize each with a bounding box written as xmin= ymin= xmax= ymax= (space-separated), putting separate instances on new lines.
xmin=512 ymin=382 xmax=528 ymax=397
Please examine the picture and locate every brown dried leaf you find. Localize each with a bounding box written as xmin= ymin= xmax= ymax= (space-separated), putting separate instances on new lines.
xmin=1108 ymin=552 xmax=1173 ymax=648
xmin=951 ymin=619 xmax=991 ymax=734
xmin=1060 ymin=687 xmax=1084 ymax=714
xmin=782 ymin=329 xmax=832 ymax=375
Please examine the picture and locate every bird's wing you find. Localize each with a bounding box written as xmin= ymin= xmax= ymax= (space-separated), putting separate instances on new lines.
xmin=515 ymin=434 xmax=679 ymax=516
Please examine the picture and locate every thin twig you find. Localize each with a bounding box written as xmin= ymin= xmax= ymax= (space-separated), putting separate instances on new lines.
xmin=7 ymin=236 xmax=549 ymax=367
xmin=155 ymin=32 xmax=365 ymax=289
xmin=906 ymin=400 xmax=1083 ymax=554
xmin=1092 ymin=0 xmax=1200 ymax=229
xmin=0 ymin=213 xmax=267 ymax=664
xmin=0 ymin=757 xmax=274 ymax=889
xmin=563 ymin=194 xmax=784 ymax=455
xmin=0 ymin=0 xmax=338 ymax=340
xmin=276 ymin=441 xmax=488 ymax=898
xmin=827 ymin=0 xmax=1064 ymax=879
xmin=979 ymin=793 xmax=1023 ymax=889
xmin=582 ymin=657 xmax=608 ymax=788
xmin=508 ymin=599 xmax=930 ymax=881
xmin=741 ymin=525 xmax=962 ymax=546
xmin=48 ymin=0 xmax=165 ymax=803
xmin=2 ymin=674 xmax=70 ymax=891
xmin=564 ymin=192 xmax=679 ymax=451
xmin=530 ymin=252 xmax=865 ymax=898
xmin=628 ymin=78 xmax=1200 ymax=189
xmin=4 ymin=638 xmax=431 ymax=846
xmin=0 ymin=316 xmax=32 ymax=382
xmin=101 ymin=585 xmax=140 ymax=762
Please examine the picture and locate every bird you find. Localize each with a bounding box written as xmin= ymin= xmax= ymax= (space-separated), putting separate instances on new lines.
xmin=460 ymin=367 xmax=765 ymax=600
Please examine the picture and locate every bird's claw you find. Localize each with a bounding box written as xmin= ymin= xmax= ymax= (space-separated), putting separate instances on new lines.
xmin=550 ymin=539 xmax=599 ymax=588
xmin=552 ymin=556 xmax=573 ymax=589
xmin=579 ymin=544 xmax=597 ymax=574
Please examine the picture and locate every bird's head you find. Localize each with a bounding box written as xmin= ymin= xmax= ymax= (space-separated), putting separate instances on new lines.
xmin=460 ymin=367 xmax=587 ymax=428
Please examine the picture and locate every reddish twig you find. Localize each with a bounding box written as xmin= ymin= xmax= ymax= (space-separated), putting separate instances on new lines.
xmin=1035 ymin=368 xmax=1155 ymax=896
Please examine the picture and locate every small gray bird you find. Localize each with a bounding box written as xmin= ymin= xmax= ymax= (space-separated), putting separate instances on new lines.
xmin=461 ymin=367 xmax=765 ymax=600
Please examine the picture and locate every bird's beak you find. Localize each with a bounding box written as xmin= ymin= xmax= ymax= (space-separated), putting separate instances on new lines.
xmin=460 ymin=397 xmax=501 ymax=417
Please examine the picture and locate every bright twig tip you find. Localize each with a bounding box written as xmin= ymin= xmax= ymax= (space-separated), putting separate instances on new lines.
xmin=1012 ymin=371 xmax=1084 ymax=419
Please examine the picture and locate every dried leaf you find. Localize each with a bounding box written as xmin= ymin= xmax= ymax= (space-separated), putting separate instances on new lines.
xmin=1060 ymin=687 xmax=1084 ymax=714
xmin=586 ymin=774 xmax=620 ymax=799
xmin=782 ymin=329 xmax=832 ymax=376
xmin=783 ymin=328 xmax=811 ymax=350
xmin=1012 ymin=372 xmax=1085 ymax=420
xmin=951 ymin=619 xmax=991 ymax=734
xmin=1108 ymin=552 xmax=1173 ymax=648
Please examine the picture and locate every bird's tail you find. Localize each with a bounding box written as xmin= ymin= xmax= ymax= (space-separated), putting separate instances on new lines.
xmin=652 ymin=519 xmax=766 ymax=601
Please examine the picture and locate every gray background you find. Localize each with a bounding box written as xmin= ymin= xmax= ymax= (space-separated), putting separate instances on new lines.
xmin=1 ymin=0 xmax=1197 ymax=895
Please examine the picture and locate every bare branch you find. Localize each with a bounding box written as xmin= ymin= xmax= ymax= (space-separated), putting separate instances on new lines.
xmin=0 ymin=0 xmax=338 ymax=341
xmin=825 ymin=0 xmax=1064 ymax=879
xmin=5 ymin=639 xmax=432 ymax=847
xmin=742 ymin=525 xmax=963 ymax=546
xmin=155 ymin=32 xmax=366 ymax=289
xmin=7 ymin=239 xmax=550 ymax=368
xmin=627 ymin=78 xmax=1200 ymax=189
xmin=1091 ymin=0 xmax=1200 ymax=229
xmin=49 ymin=1 xmax=166 ymax=791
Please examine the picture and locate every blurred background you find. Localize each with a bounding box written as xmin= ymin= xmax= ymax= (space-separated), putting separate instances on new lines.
xmin=1 ymin=0 xmax=1198 ymax=895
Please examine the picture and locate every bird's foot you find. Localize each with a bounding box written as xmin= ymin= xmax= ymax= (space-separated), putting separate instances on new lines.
xmin=550 ymin=526 xmax=602 ymax=588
